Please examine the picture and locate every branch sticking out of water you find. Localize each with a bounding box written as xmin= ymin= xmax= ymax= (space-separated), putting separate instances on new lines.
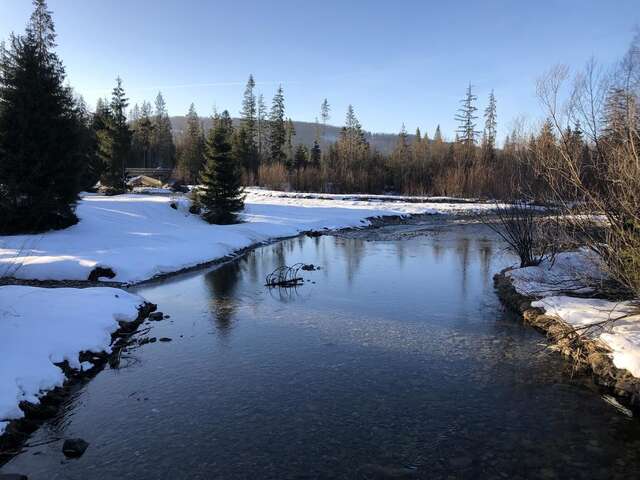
xmin=265 ymin=264 xmax=306 ymax=288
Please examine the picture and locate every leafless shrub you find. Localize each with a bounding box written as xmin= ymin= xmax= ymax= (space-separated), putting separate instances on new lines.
xmin=534 ymin=41 xmax=640 ymax=297
xmin=481 ymin=200 xmax=560 ymax=267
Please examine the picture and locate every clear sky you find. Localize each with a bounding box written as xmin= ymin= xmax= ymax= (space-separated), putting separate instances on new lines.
xmin=1 ymin=0 xmax=638 ymax=140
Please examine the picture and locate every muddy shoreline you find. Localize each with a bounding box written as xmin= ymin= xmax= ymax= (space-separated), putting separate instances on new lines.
xmin=494 ymin=269 xmax=640 ymax=411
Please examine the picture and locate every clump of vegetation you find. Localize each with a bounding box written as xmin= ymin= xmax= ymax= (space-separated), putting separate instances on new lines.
xmin=198 ymin=111 xmax=245 ymax=225
xmin=532 ymin=33 xmax=640 ymax=297
xmin=482 ymin=200 xmax=559 ymax=268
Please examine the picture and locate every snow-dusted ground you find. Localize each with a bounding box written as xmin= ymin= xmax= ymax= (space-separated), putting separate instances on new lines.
xmin=0 ymin=191 xmax=499 ymax=284
xmin=0 ymin=286 xmax=145 ymax=434
xmin=507 ymin=252 xmax=640 ymax=378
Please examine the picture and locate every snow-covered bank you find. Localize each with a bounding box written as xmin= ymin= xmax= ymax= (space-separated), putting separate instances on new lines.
xmin=501 ymin=251 xmax=640 ymax=382
xmin=244 ymin=187 xmax=481 ymax=204
xmin=532 ymin=296 xmax=640 ymax=377
xmin=0 ymin=191 xmax=498 ymax=284
xmin=0 ymin=286 xmax=146 ymax=434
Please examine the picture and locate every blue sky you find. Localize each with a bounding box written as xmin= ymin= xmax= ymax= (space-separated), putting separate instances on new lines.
xmin=1 ymin=0 xmax=638 ymax=140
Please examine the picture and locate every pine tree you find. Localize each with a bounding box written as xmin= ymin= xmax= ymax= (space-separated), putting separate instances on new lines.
xmin=256 ymin=93 xmax=267 ymax=158
xmin=320 ymin=98 xmax=331 ymax=137
xmin=455 ymin=83 xmax=480 ymax=148
xmin=200 ymin=110 xmax=245 ymax=224
xmin=433 ymin=125 xmax=443 ymax=143
xmin=268 ymin=85 xmax=286 ymax=163
xmin=151 ymin=91 xmax=175 ymax=168
xmin=238 ymin=75 xmax=258 ymax=179
xmin=0 ymin=0 xmax=86 ymax=232
xmin=310 ymin=139 xmax=322 ymax=168
xmin=240 ymin=74 xmax=257 ymax=135
xmin=176 ymin=103 xmax=205 ymax=182
xmin=285 ymin=118 xmax=296 ymax=170
xmin=99 ymin=76 xmax=131 ymax=189
xmin=131 ymin=101 xmax=154 ymax=168
xmin=294 ymin=144 xmax=308 ymax=171
xmin=482 ymin=90 xmax=497 ymax=162
xmin=75 ymin=95 xmax=104 ymax=190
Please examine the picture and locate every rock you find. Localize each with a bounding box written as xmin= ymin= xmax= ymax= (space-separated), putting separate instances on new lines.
xmin=87 ymin=266 xmax=116 ymax=282
xmin=148 ymin=311 xmax=164 ymax=321
xmin=62 ymin=438 xmax=89 ymax=458
xmin=159 ymin=337 xmax=172 ymax=342
xmin=0 ymin=474 xmax=29 ymax=480
xmin=301 ymin=264 xmax=318 ymax=271
xmin=169 ymin=202 xmax=178 ymax=210
xmin=188 ymin=204 xmax=201 ymax=215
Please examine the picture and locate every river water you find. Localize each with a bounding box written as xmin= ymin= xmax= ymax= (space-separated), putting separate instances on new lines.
xmin=3 ymin=220 xmax=640 ymax=479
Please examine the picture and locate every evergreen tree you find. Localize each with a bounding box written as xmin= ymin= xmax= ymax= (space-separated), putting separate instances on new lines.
xmin=240 ymin=74 xmax=256 ymax=135
xmin=455 ymin=83 xmax=480 ymax=148
xmin=320 ymin=98 xmax=331 ymax=136
xmin=151 ymin=91 xmax=175 ymax=168
xmin=285 ymin=118 xmax=296 ymax=170
xmin=176 ymin=103 xmax=205 ymax=182
xmin=200 ymin=110 xmax=244 ymax=224
xmin=268 ymin=85 xmax=286 ymax=163
xmin=482 ymin=90 xmax=497 ymax=162
xmin=99 ymin=76 xmax=131 ymax=189
xmin=433 ymin=124 xmax=443 ymax=143
xmin=256 ymin=93 xmax=267 ymax=158
xmin=310 ymin=139 xmax=322 ymax=168
xmin=75 ymin=95 xmax=103 ymax=190
xmin=131 ymin=100 xmax=154 ymax=168
xmin=294 ymin=144 xmax=308 ymax=171
xmin=0 ymin=0 xmax=86 ymax=232
xmin=238 ymin=75 xmax=258 ymax=178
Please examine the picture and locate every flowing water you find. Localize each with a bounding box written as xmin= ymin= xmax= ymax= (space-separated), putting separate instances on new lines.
xmin=3 ymin=220 xmax=640 ymax=479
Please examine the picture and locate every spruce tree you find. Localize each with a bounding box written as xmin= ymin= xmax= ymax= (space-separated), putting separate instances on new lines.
xmin=176 ymin=103 xmax=205 ymax=182
xmin=151 ymin=91 xmax=175 ymax=168
xmin=294 ymin=144 xmax=308 ymax=171
xmin=268 ymin=85 xmax=286 ymax=163
xmin=310 ymin=140 xmax=322 ymax=168
xmin=455 ymin=83 xmax=480 ymax=147
xmin=99 ymin=77 xmax=131 ymax=189
xmin=200 ymin=110 xmax=244 ymax=224
xmin=482 ymin=90 xmax=497 ymax=162
xmin=320 ymin=98 xmax=331 ymax=136
xmin=256 ymin=93 xmax=267 ymax=158
xmin=131 ymin=100 xmax=154 ymax=168
xmin=285 ymin=118 xmax=296 ymax=171
xmin=238 ymin=75 xmax=259 ymax=179
xmin=0 ymin=0 xmax=85 ymax=232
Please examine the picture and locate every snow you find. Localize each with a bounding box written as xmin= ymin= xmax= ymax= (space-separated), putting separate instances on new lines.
xmin=0 ymin=191 xmax=499 ymax=284
xmin=0 ymin=286 xmax=144 ymax=433
xmin=532 ymin=296 xmax=640 ymax=377
xmin=506 ymin=250 xmax=605 ymax=297
xmin=507 ymin=250 xmax=640 ymax=378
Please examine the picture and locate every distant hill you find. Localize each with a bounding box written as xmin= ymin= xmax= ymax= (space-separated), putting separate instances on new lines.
xmin=169 ymin=117 xmax=413 ymax=155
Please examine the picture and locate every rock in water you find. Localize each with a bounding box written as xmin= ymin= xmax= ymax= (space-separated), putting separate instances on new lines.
xmin=62 ymin=438 xmax=89 ymax=458
xmin=148 ymin=311 xmax=164 ymax=321
xmin=0 ymin=474 xmax=29 ymax=480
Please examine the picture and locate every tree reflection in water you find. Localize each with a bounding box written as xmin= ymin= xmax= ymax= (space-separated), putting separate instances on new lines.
xmin=204 ymin=260 xmax=242 ymax=337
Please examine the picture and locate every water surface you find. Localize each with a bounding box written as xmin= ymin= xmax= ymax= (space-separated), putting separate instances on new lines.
xmin=3 ymin=221 xmax=640 ymax=479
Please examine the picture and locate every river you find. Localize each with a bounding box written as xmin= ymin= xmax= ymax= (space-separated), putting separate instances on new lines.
xmin=3 ymin=220 xmax=640 ymax=479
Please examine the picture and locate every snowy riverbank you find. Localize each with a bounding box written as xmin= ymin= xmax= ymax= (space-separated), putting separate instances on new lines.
xmin=0 ymin=286 xmax=148 ymax=435
xmin=0 ymin=190 xmax=499 ymax=285
xmin=498 ymin=251 xmax=640 ymax=398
